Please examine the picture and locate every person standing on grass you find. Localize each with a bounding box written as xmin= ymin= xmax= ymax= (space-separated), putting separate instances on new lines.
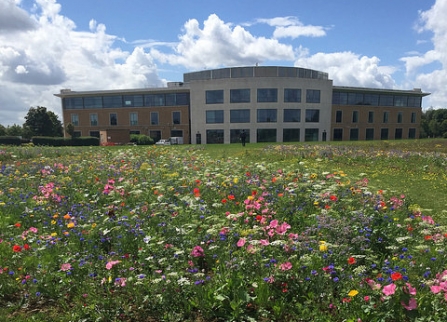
xmin=240 ymin=130 xmax=247 ymax=146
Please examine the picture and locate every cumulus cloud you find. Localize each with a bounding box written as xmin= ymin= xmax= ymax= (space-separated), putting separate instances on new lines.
xmin=151 ymin=14 xmax=295 ymax=69
xmin=0 ymin=0 xmax=37 ymax=32
xmin=256 ymin=17 xmax=327 ymax=39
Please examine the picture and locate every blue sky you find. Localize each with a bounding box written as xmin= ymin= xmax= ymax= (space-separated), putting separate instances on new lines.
xmin=1 ymin=0 xmax=446 ymax=126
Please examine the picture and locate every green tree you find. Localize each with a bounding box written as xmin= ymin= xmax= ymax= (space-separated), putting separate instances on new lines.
xmin=0 ymin=124 xmax=6 ymax=136
xmin=23 ymin=106 xmax=63 ymax=138
xmin=6 ymin=124 xmax=24 ymax=137
xmin=65 ymin=123 xmax=75 ymax=137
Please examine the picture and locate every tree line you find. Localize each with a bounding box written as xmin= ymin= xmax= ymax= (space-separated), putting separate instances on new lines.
xmin=420 ymin=108 xmax=447 ymax=138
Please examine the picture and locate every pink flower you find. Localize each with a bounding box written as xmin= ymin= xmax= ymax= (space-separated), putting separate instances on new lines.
xmin=28 ymin=227 xmax=38 ymax=233
xmin=276 ymin=222 xmax=291 ymax=235
xmin=259 ymin=239 xmax=270 ymax=246
xmin=404 ymin=283 xmax=417 ymax=296
xmin=422 ymin=216 xmax=435 ymax=225
xmin=114 ymin=277 xmax=126 ymax=287
xmin=431 ymin=285 xmax=442 ymax=294
xmin=60 ymin=263 xmax=72 ymax=271
xmin=105 ymin=260 xmax=121 ymax=270
xmin=190 ymin=245 xmax=204 ymax=257
xmin=382 ymin=283 xmax=397 ymax=296
xmin=268 ymin=219 xmax=278 ymax=229
xmin=401 ymin=298 xmax=417 ymax=310
xmin=280 ymin=262 xmax=292 ymax=271
xmin=236 ymin=238 xmax=246 ymax=247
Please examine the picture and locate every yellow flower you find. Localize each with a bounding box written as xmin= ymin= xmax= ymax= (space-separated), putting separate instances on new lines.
xmin=348 ymin=290 xmax=359 ymax=297
xmin=233 ymin=178 xmax=239 ymax=184
xmin=51 ymin=220 xmax=56 ymax=225
xmin=319 ymin=241 xmax=328 ymax=252
xmin=51 ymin=232 xmax=57 ymax=237
xmin=67 ymin=222 xmax=75 ymax=229
xmin=92 ymin=223 xmax=97 ymax=228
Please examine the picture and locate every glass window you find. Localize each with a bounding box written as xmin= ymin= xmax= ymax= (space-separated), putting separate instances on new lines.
xmin=284 ymin=89 xmax=301 ymax=102
xmin=368 ymin=111 xmax=374 ymax=123
xmin=172 ymin=111 xmax=181 ymax=124
xmin=206 ymin=90 xmax=224 ymax=104
xmin=175 ymin=93 xmax=189 ymax=106
xmin=257 ymin=88 xmax=278 ymax=102
xmin=90 ymin=113 xmax=98 ymax=126
xmin=145 ymin=94 xmax=165 ymax=106
xmin=397 ymin=112 xmax=403 ymax=123
xmin=352 ymin=111 xmax=359 ymax=123
xmin=408 ymin=96 xmax=421 ymax=107
xmin=84 ymin=96 xmax=103 ymax=108
xmin=366 ymin=128 xmax=374 ymax=140
xmin=305 ymin=109 xmax=320 ymax=122
xmin=306 ymin=89 xmax=320 ymax=103
xmin=379 ymin=95 xmax=393 ymax=106
xmin=230 ymin=109 xmax=250 ymax=123
xmin=283 ymin=109 xmax=301 ymax=122
xmin=110 ymin=113 xmax=117 ymax=126
xmin=336 ymin=110 xmax=342 ymax=123
xmin=383 ymin=111 xmax=389 ymax=123
xmin=171 ymin=130 xmax=183 ymax=137
xmin=408 ymin=128 xmax=416 ymax=139
xmin=103 ymin=95 xmax=123 ymax=108
xmin=411 ymin=112 xmax=416 ymax=123
xmin=394 ymin=96 xmax=407 ymax=107
xmin=230 ymin=129 xmax=250 ymax=143
xmin=381 ymin=128 xmax=389 ymax=140
xmin=257 ymin=109 xmax=277 ymax=122
xmin=283 ymin=129 xmax=300 ymax=142
xmin=348 ymin=93 xmax=364 ymax=105
xmin=350 ymin=128 xmax=359 ymax=141
xmin=206 ymin=130 xmax=224 ymax=144
xmin=123 ymin=95 xmax=144 ymax=107
xmin=230 ymin=89 xmax=250 ymax=103
xmin=206 ymin=110 xmax=224 ymax=123
xmin=395 ymin=128 xmax=403 ymax=139
xmin=165 ymin=93 xmax=177 ymax=106
xmin=257 ymin=129 xmax=277 ymax=142
xmin=333 ymin=128 xmax=343 ymax=141
xmin=364 ymin=94 xmax=379 ymax=106
xmin=304 ymin=129 xmax=319 ymax=141
xmin=63 ymin=97 xmax=83 ymax=109
xmin=150 ymin=131 xmax=161 ymax=142
xmin=130 ymin=112 xmax=138 ymax=126
xmin=89 ymin=131 xmax=100 ymax=138
xmin=71 ymin=114 xmax=79 ymax=126
xmin=151 ymin=112 xmax=159 ymax=125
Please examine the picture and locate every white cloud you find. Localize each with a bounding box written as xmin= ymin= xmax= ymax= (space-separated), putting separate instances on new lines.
xmin=255 ymin=17 xmax=327 ymax=39
xmin=0 ymin=0 xmax=37 ymax=32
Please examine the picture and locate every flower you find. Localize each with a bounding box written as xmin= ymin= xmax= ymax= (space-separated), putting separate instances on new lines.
xmin=236 ymin=238 xmax=246 ymax=247
xmin=383 ymin=283 xmax=397 ymax=296
xmin=391 ymin=272 xmax=403 ymax=281
xmin=348 ymin=290 xmax=359 ymax=297
xmin=280 ymin=262 xmax=292 ymax=271
xmin=105 ymin=260 xmax=121 ymax=270
xmin=190 ymin=245 xmax=204 ymax=257
xmin=12 ymin=245 xmax=21 ymax=252
xmin=401 ymin=298 xmax=417 ymax=310
xmin=60 ymin=263 xmax=72 ymax=271
xmin=319 ymin=241 xmax=328 ymax=252
xmin=347 ymin=257 xmax=356 ymax=265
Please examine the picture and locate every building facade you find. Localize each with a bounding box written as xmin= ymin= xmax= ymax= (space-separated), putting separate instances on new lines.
xmin=55 ymin=66 xmax=429 ymax=144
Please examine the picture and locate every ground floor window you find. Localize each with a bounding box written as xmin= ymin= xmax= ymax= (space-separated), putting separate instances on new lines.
xmin=395 ymin=128 xmax=403 ymax=139
xmin=171 ymin=130 xmax=183 ymax=137
xmin=257 ymin=129 xmax=276 ymax=142
xmin=408 ymin=128 xmax=416 ymax=139
xmin=365 ymin=128 xmax=374 ymax=140
xmin=283 ymin=129 xmax=300 ymax=142
xmin=89 ymin=131 xmax=100 ymax=138
xmin=230 ymin=129 xmax=250 ymax=143
xmin=149 ymin=130 xmax=161 ymax=142
xmin=206 ymin=130 xmax=224 ymax=144
xmin=381 ymin=128 xmax=389 ymax=140
xmin=305 ymin=129 xmax=319 ymax=141
xmin=350 ymin=128 xmax=359 ymax=141
xmin=333 ymin=128 xmax=343 ymax=141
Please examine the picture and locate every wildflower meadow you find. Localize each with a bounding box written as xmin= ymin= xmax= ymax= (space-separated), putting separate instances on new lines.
xmin=1 ymin=142 xmax=447 ymax=321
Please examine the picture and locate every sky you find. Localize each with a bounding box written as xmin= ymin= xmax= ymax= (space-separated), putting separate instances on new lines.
xmin=1 ymin=0 xmax=446 ymax=126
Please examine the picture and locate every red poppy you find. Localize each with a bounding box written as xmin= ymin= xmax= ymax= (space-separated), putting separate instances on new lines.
xmin=330 ymin=195 xmax=338 ymax=201
xmin=221 ymin=199 xmax=227 ymax=204
xmin=23 ymin=244 xmax=30 ymax=251
xmin=424 ymin=235 xmax=432 ymax=241
xmin=228 ymin=194 xmax=235 ymax=200
xmin=391 ymin=272 xmax=403 ymax=281
xmin=347 ymin=257 xmax=356 ymax=265
xmin=14 ymin=223 xmax=21 ymax=228
xmin=12 ymin=245 xmax=22 ymax=253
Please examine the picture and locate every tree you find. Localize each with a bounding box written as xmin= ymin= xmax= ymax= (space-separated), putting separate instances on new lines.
xmin=65 ymin=123 xmax=75 ymax=137
xmin=6 ymin=124 xmax=24 ymax=137
xmin=23 ymin=106 xmax=63 ymax=138
xmin=0 ymin=124 xmax=6 ymax=136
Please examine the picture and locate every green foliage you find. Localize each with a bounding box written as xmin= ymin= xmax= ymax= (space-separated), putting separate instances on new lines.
xmin=421 ymin=108 xmax=447 ymax=138
xmin=130 ymin=134 xmax=154 ymax=145
xmin=0 ymin=136 xmax=23 ymax=145
xmin=23 ymin=106 xmax=63 ymax=139
xmin=65 ymin=123 xmax=75 ymax=138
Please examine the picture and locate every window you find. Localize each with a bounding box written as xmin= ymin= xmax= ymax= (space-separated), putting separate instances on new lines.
xmin=145 ymin=94 xmax=165 ymax=106
xmin=170 ymin=130 xmax=183 ymax=137
xmin=103 ymin=95 xmax=123 ymax=108
xmin=366 ymin=128 xmax=374 ymax=140
xmin=411 ymin=112 xmax=416 ymax=123
xmin=90 ymin=113 xmax=98 ymax=126
xmin=352 ymin=111 xmax=359 ymax=123
xmin=110 ymin=113 xmax=117 ymax=126
xmin=71 ymin=114 xmax=79 ymax=126
xmin=84 ymin=96 xmax=103 ymax=108
xmin=381 ymin=128 xmax=389 ymax=140
xmin=379 ymin=95 xmax=393 ymax=106
xmin=230 ymin=109 xmax=250 ymax=123
xmin=89 ymin=131 xmax=100 ymax=138
xmin=350 ymin=128 xmax=359 ymax=141
xmin=130 ymin=112 xmax=138 ymax=126
xmin=305 ymin=109 xmax=320 ymax=122
xmin=335 ymin=110 xmax=342 ymax=123
xmin=257 ymin=129 xmax=277 ymax=142
xmin=364 ymin=94 xmax=379 ymax=106
xmin=206 ymin=110 xmax=224 ymax=123
xmin=397 ymin=112 xmax=403 ymax=123
xmin=230 ymin=89 xmax=250 ymax=103
xmin=123 ymin=95 xmax=144 ymax=107
xmin=408 ymin=128 xmax=416 ymax=139
xmin=348 ymin=93 xmax=364 ymax=105
xmin=206 ymin=90 xmax=224 ymax=104
xmin=165 ymin=93 xmax=177 ymax=106
xmin=408 ymin=96 xmax=421 ymax=107
xmin=149 ymin=130 xmax=161 ymax=142
xmin=284 ymin=89 xmax=301 ymax=102
xmin=283 ymin=109 xmax=301 ymax=122
xmin=206 ymin=130 xmax=224 ymax=144
xmin=332 ymin=92 xmax=348 ymax=105
xmin=368 ymin=111 xmax=374 ymax=123
xmin=283 ymin=129 xmax=300 ymax=142
xmin=383 ymin=111 xmax=389 ymax=123
xmin=306 ymin=89 xmax=320 ymax=103
xmin=175 ymin=93 xmax=190 ymax=106
xmin=394 ymin=96 xmax=407 ymax=107
xmin=395 ymin=128 xmax=403 ymax=139
xmin=257 ymin=88 xmax=278 ymax=102
xmin=172 ymin=111 xmax=181 ymax=124
xmin=63 ymin=97 xmax=83 ymax=109
xmin=151 ymin=112 xmax=159 ymax=125
xmin=257 ymin=109 xmax=277 ymax=122
xmin=304 ymin=129 xmax=319 ymax=141
xmin=333 ymin=129 xmax=343 ymax=141
xmin=230 ymin=129 xmax=249 ymax=143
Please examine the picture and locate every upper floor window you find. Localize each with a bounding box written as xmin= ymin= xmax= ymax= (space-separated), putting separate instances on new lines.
xmin=123 ymin=95 xmax=144 ymax=107
xmin=335 ymin=110 xmax=342 ymax=123
xmin=63 ymin=97 xmax=83 ymax=109
xmin=411 ymin=112 xmax=416 ymax=123
xmin=103 ymin=95 xmax=123 ymax=108
xmin=110 ymin=113 xmax=117 ymax=126
xmin=230 ymin=109 xmax=250 ymax=123
xmin=305 ymin=109 xmax=320 ymax=122
xmin=145 ymin=94 xmax=165 ymax=107
xmin=368 ymin=111 xmax=374 ymax=123
xmin=206 ymin=110 xmax=224 ymax=123
xmin=257 ymin=88 xmax=278 ymax=102
xmin=306 ymin=89 xmax=320 ymax=103
xmin=90 ymin=113 xmax=98 ymax=126
xmin=284 ymin=89 xmax=301 ymax=102
xmin=206 ymin=90 xmax=224 ymax=104
xmin=130 ymin=112 xmax=138 ymax=126
xmin=230 ymin=89 xmax=250 ymax=103
xmin=352 ymin=111 xmax=359 ymax=123
xmin=84 ymin=96 xmax=102 ymax=109
xmin=172 ymin=111 xmax=181 ymax=124
xmin=257 ymin=109 xmax=277 ymax=122
xmin=379 ymin=95 xmax=393 ymax=106
xmin=151 ymin=112 xmax=159 ymax=125
xmin=397 ymin=112 xmax=403 ymax=123
xmin=383 ymin=111 xmax=389 ymax=123
xmin=283 ymin=109 xmax=301 ymax=122
xmin=71 ymin=114 xmax=79 ymax=126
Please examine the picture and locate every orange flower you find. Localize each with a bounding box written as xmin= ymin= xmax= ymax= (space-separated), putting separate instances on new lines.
xmin=14 ymin=223 xmax=21 ymax=228
xmin=228 ymin=194 xmax=235 ymax=200
xmin=424 ymin=235 xmax=432 ymax=241
xmin=63 ymin=214 xmax=71 ymax=220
